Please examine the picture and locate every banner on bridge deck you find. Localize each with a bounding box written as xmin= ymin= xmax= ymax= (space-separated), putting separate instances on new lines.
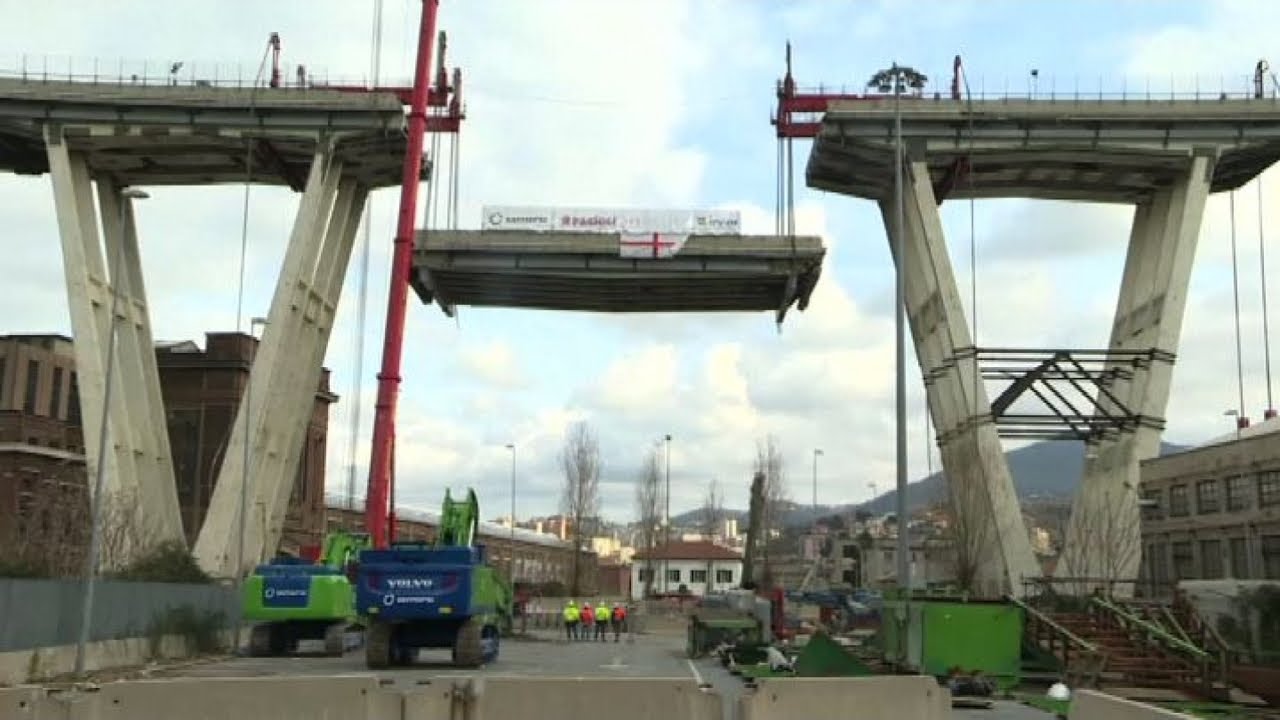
xmin=481 ymin=205 xmax=741 ymax=236
xmin=619 ymin=232 xmax=689 ymax=259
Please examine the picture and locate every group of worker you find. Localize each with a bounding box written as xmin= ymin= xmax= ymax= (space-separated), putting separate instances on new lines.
xmin=561 ymin=599 xmax=627 ymax=642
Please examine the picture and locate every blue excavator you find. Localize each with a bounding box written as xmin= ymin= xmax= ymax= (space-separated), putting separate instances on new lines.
xmin=355 ymin=488 xmax=511 ymax=668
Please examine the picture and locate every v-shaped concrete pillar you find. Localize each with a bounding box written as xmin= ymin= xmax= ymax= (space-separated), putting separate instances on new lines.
xmin=881 ymin=155 xmax=1040 ymax=597
xmin=1057 ymin=150 xmax=1216 ymax=591
xmin=45 ymin=127 xmax=183 ymax=561
xmin=193 ymin=144 xmax=368 ymax=579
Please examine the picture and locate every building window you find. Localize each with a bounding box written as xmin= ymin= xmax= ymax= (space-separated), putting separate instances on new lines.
xmin=1263 ymin=536 xmax=1280 ymax=580
xmin=1196 ymin=479 xmax=1219 ymax=514
xmin=1148 ymin=543 xmax=1168 ymax=584
xmin=1259 ymin=472 xmax=1280 ymax=508
xmin=1168 ymin=485 xmax=1190 ymax=517
xmin=0 ymin=355 xmax=6 ymax=406
xmin=67 ymin=372 xmax=81 ymax=424
xmin=1140 ymin=490 xmax=1163 ymax=521
xmin=667 ymin=569 xmax=681 ymax=583
xmin=1171 ymin=541 xmax=1195 ymax=580
xmin=690 ymin=569 xmax=707 ymax=584
xmin=1230 ymin=538 xmax=1250 ymax=579
xmin=49 ymin=367 xmax=63 ymax=420
xmin=716 ymin=569 xmax=733 ymax=584
xmin=23 ymin=359 xmax=39 ymax=415
xmin=1200 ymin=539 xmax=1223 ymax=579
xmin=637 ymin=567 xmax=653 ymax=582
xmin=1226 ymin=476 xmax=1250 ymax=512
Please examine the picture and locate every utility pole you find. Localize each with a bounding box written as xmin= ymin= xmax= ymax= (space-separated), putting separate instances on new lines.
xmin=869 ymin=62 xmax=926 ymax=595
xmin=76 ymin=187 xmax=148 ymax=677
xmin=505 ymin=443 xmax=516 ymax=584
xmin=663 ymin=433 xmax=672 ymax=594
xmin=811 ymin=448 xmax=823 ymax=515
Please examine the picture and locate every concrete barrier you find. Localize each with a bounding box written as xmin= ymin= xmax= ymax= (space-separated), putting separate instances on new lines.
xmin=739 ymin=676 xmax=950 ymax=720
xmin=1068 ymin=690 xmax=1195 ymax=719
xmin=406 ymin=677 xmax=722 ymax=720
xmin=0 ymin=686 xmax=47 ymax=718
xmin=30 ymin=676 xmax=400 ymax=720
xmin=0 ymin=631 xmax=234 ymax=686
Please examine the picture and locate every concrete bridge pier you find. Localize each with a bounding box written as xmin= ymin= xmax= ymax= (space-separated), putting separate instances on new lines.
xmin=44 ymin=126 xmax=183 ymax=561
xmin=882 ymin=153 xmax=1040 ymax=597
xmin=193 ymin=143 xmax=368 ymax=579
xmin=1057 ymin=150 xmax=1216 ymax=591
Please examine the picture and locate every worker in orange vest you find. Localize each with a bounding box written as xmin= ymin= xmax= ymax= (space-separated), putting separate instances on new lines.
xmin=579 ymin=601 xmax=594 ymax=642
xmin=611 ymin=602 xmax=627 ymax=642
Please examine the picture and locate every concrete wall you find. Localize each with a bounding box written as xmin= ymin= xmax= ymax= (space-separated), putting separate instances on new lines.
xmin=740 ymin=676 xmax=949 ymax=720
xmin=1 ymin=676 xmax=722 ymax=720
xmin=0 ymin=630 xmax=234 ymax=686
xmin=0 ymin=578 xmax=235 ymax=652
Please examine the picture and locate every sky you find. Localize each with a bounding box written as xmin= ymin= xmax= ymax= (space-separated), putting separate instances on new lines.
xmin=4 ymin=0 xmax=1280 ymax=525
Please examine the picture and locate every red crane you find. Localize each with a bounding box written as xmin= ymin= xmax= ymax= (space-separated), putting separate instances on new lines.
xmin=357 ymin=0 xmax=463 ymax=548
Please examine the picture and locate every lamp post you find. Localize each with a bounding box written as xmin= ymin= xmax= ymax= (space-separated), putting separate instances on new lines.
xmin=231 ymin=316 xmax=267 ymax=654
xmin=868 ymin=62 xmax=927 ymax=594
xmin=75 ymin=187 xmax=148 ymax=677
xmin=505 ymin=443 xmax=516 ymax=583
xmin=663 ymin=433 xmax=672 ymax=594
xmin=811 ymin=448 xmax=823 ymax=516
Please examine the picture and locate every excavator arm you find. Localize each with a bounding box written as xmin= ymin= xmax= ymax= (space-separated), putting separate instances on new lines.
xmin=436 ymin=488 xmax=480 ymax=548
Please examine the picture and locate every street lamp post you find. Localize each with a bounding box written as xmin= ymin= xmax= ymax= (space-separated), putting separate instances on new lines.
xmin=505 ymin=443 xmax=516 ymax=583
xmin=663 ymin=433 xmax=672 ymax=594
xmin=232 ymin=316 xmax=267 ymax=654
xmin=75 ymin=187 xmax=148 ymax=677
xmin=868 ymin=62 xmax=927 ymax=594
xmin=811 ymin=448 xmax=823 ymax=515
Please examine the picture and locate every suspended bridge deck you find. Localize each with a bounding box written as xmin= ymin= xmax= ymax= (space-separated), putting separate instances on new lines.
xmin=0 ymin=77 xmax=410 ymax=189
xmin=808 ymin=97 xmax=1280 ymax=203
xmin=410 ymin=230 xmax=826 ymax=320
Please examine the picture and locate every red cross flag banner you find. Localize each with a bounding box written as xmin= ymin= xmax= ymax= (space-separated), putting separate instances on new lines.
xmin=619 ymin=232 xmax=689 ymax=259
xmin=481 ymin=205 xmax=740 ymax=236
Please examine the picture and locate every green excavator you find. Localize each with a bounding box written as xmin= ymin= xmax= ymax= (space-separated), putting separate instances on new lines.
xmin=241 ymin=530 xmax=371 ymax=656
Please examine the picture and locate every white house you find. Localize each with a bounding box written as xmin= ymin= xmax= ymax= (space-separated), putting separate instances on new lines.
xmin=630 ymin=540 xmax=744 ymax=600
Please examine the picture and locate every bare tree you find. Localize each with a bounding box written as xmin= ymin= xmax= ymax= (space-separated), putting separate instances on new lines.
xmin=699 ymin=479 xmax=724 ymax=592
xmin=633 ymin=446 xmax=662 ymax=599
xmin=1057 ymin=485 xmax=1142 ymax=597
xmin=1 ymin=481 xmax=158 ymax=578
xmin=753 ymin=435 xmax=790 ymax=589
xmin=698 ymin=479 xmax=723 ymax=540
xmin=944 ymin=468 xmax=996 ymax=594
xmin=559 ymin=420 xmax=601 ymax=596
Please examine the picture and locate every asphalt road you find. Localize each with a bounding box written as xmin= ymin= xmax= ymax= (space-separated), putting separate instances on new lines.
xmin=158 ymin=629 xmax=1057 ymax=720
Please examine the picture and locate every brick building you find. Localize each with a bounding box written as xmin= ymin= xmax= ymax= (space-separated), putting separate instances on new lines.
xmin=0 ymin=335 xmax=89 ymax=574
xmin=325 ymin=498 xmax=599 ymax=594
xmin=155 ymin=333 xmax=334 ymax=553
xmin=0 ymin=332 xmax=334 ymax=573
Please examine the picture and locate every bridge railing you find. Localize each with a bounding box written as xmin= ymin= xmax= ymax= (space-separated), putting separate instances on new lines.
xmin=0 ymin=53 xmax=414 ymax=91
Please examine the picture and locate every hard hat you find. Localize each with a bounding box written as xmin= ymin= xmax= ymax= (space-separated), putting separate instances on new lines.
xmin=1047 ymin=683 xmax=1070 ymax=701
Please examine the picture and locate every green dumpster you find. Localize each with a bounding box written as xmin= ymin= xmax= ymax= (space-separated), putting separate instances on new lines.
xmin=882 ymin=594 xmax=1023 ymax=691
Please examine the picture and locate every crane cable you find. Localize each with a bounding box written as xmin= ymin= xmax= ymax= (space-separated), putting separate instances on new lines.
xmin=1231 ymin=191 xmax=1247 ymax=423
xmin=1258 ymin=178 xmax=1274 ymax=414
xmin=344 ymin=0 xmax=384 ymax=515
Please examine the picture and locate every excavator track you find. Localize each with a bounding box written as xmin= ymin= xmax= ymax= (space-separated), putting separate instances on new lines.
xmin=452 ymin=618 xmax=484 ymax=667
xmin=366 ymin=620 xmax=392 ymax=669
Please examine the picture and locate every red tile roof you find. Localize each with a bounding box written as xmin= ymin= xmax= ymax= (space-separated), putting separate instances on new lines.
xmin=632 ymin=541 xmax=742 ymax=561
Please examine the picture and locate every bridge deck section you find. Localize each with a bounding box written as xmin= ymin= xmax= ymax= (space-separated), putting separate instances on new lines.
xmin=411 ymin=230 xmax=825 ymax=319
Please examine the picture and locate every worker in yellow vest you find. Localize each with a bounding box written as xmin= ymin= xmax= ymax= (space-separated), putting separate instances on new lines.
xmin=562 ymin=600 xmax=580 ymax=641
xmin=595 ymin=602 xmax=611 ymax=641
